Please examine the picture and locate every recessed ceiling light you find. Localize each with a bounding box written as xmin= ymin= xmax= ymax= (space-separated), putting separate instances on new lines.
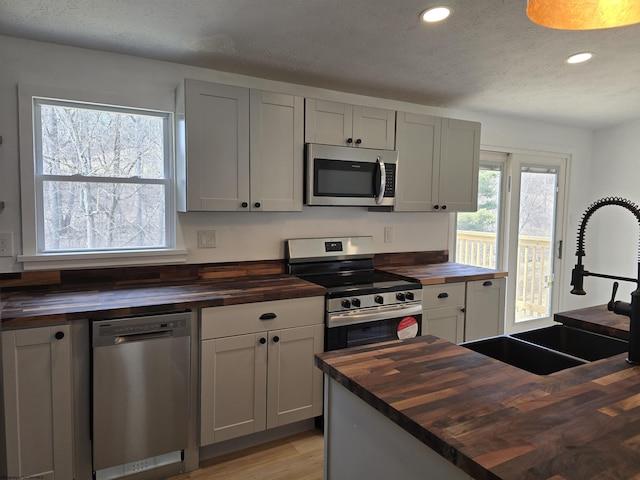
xmin=566 ymin=52 xmax=593 ymax=64
xmin=421 ymin=6 xmax=451 ymax=23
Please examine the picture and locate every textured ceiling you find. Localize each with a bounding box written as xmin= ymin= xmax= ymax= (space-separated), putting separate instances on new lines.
xmin=1 ymin=0 xmax=639 ymax=130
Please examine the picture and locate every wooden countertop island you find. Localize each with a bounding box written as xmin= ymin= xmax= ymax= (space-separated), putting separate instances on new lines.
xmin=316 ymin=305 xmax=640 ymax=480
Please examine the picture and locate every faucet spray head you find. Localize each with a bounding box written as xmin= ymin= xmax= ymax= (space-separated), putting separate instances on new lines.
xmin=570 ymin=263 xmax=586 ymax=295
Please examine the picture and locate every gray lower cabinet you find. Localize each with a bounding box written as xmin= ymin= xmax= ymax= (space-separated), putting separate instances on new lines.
xmin=465 ymin=278 xmax=506 ymax=342
xmin=200 ymin=297 xmax=324 ymax=445
xmin=422 ymin=278 xmax=506 ymax=344
xmin=422 ymin=283 xmax=466 ymax=344
xmin=2 ymin=325 xmax=74 ymax=480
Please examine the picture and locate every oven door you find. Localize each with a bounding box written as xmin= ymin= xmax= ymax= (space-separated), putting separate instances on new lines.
xmin=325 ymin=303 xmax=422 ymax=351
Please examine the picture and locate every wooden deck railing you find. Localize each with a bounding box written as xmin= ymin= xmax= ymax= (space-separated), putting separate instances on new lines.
xmin=456 ymin=231 xmax=552 ymax=320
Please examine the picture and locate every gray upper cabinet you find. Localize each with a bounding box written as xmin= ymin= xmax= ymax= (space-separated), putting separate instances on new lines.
xmin=395 ymin=112 xmax=480 ymax=212
xmin=395 ymin=112 xmax=441 ymax=212
xmin=176 ymin=79 xmax=303 ymax=212
xmin=249 ymin=90 xmax=304 ymax=211
xmin=437 ymin=118 xmax=481 ymax=212
xmin=305 ymin=99 xmax=396 ymax=150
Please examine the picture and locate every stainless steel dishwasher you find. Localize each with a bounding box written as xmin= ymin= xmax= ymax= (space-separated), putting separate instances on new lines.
xmin=92 ymin=312 xmax=191 ymax=480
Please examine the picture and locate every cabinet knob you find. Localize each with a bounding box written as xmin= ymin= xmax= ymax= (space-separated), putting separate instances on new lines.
xmin=441 ymin=205 xmax=447 ymax=210
xmin=483 ymin=281 xmax=493 ymax=287
xmin=259 ymin=312 xmax=277 ymax=320
xmin=346 ymin=137 xmax=353 ymax=144
xmin=54 ymin=331 xmax=65 ymax=340
xmin=434 ymin=205 xmax=440 ymax=210
xmin=254 ymin=202 xmax=261 ymax=208
xmin=355 ymin=138 xmax=362 ymax=145
xmin=259 ymin=337 xmax=267 ymax=344
xmin=461 ymin=308 xmax=466 ymax=314
xmin=437 ymin=292 xmax=449 ymax=299
xmin=241 ymin=202 xmax=248 ymax=208
xmin=273 ymin=336 xmax=280 ymax=343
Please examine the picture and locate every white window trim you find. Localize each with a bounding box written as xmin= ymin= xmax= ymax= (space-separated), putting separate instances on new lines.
xmin=18 ymin=84 xmax=187 ymax=269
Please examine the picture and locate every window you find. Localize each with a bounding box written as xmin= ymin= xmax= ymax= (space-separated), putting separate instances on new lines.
xmin=456 ymin=160 xmax=504 ymax=270
xmin=19 ymin=86 xmax=183 ymax=269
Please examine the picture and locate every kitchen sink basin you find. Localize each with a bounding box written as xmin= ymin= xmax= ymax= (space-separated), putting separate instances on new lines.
xmin=513 ymin=325 xmax=628 ymax=362
xmin=462 ymin=336 xmax=586 ymax=375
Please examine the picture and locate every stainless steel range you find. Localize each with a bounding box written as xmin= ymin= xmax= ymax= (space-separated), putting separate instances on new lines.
xmin=286 ymin=236 xmax=423 ymax=351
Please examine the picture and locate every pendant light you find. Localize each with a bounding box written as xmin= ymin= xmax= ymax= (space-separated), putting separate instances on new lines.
xmin=526 ymin=0 xmax=640 ymax=30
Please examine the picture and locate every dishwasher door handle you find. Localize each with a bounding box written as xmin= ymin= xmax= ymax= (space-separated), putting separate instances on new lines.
xmin=114 ymin=330 xmax=172 ymax=344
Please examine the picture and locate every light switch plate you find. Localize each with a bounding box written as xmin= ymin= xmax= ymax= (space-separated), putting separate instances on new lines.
xmin=384 ymin=227 xmax=394 ymax=243
xmin=197 ymin=230 xmax=216 ymax=248
xmin=0 ymin=232 xmax=13 ymax=256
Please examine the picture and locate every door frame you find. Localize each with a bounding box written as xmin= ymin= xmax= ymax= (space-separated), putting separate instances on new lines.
xmin=451 ymin=147 xmax=571 ymax=334
xmin=504 ymin=152 xmax=569 ymax=333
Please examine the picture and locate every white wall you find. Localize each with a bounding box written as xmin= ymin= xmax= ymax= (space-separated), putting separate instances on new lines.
xmin=0 ymin=35 xmax=598 ymax=312
xmin=580 ymin=118 xmax=640 ymax=305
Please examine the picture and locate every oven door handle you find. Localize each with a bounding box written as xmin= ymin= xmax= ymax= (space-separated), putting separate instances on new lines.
xmin=327 ymin=303 xmax=422 ymax=328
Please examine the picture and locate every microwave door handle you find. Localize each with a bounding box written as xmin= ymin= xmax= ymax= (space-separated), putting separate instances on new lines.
xmin=375 ymin=157 xmax=386 ymax=204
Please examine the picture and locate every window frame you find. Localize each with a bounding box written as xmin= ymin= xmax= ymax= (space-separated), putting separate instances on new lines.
xmin=18 ymin=84 xmax=185 ymax=270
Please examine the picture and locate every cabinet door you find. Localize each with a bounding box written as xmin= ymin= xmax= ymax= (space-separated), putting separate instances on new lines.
xmin=436 ymin=118 xmax=480 ymax=212
xmin=200 ymin=333 xmax=267 ymax=445
xmin=266 ymin=324 xmax=324 ymax=429
xmin=183 ymin=79 xmax=250 ymax=211
xmin=465 ymin=278 xmax=506 ymax=342
xmin=2 ymin=326 xmax=73 ymax=480
xmin=304 ymin=99 xmax=353 ymax=146
xmin=250 ymin=90 xmax=304 ymax=211
xmin=423 ymin=306 xmax=465 ymax=344
xmin=394 ymin=112 xmax=441 ymax=211
xmin=352 ymin=105 xmax=396 ymax=150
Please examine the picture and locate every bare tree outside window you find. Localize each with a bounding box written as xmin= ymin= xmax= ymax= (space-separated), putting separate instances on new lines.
xmin=35 ymin=100 xmax=171 ymax=252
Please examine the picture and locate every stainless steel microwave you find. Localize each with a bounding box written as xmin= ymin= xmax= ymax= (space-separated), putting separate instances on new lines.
xmin=305 ymin=143 xmax=398 ymax=207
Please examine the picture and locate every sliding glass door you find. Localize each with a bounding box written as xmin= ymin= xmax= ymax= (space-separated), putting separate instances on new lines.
xmin=456 ymin=151 xmax=568 ymax=333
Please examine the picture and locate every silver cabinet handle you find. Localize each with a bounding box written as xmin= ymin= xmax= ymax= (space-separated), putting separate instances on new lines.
xmin=375 ymin=157 xmax=386 ymax=204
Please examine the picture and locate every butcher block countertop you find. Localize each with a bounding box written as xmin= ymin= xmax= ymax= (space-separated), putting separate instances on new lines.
xmin=378 ymin=262 xmax=508 ymax=285
xmin=555 ymin=304 xmax=630 ymax=341
xmin=0 ymin=274 xmax=326 ymax=329
xmin=316 ymin=305 xmax=640 ymax=480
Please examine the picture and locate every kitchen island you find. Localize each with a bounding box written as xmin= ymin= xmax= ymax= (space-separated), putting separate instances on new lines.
xmin=316 ymin=305 xmax=640 ymax=480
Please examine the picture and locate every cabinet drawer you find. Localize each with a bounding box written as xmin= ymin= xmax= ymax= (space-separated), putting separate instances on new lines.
xmin=201 ymin=296 xmax=324 ymax=339
xmin=422 ymin=283 xmax=466 ymax=309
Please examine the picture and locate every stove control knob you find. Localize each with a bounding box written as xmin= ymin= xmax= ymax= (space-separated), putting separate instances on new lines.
xmin=341 ymin=299 xmax=351 ymax=309
xmin=351 ymin=298 xmax=361 ymax=308
xmin=374 ymin=295 xmax=384 ymax=305
xmin=396 ymin=292 xmax=406 ymax=301
xmin=406 ymin=291 xmax=415 ymax=301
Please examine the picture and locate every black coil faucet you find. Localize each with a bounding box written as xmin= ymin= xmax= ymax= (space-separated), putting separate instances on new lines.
xmin=570 ymin=197 xmax=640 ymax=364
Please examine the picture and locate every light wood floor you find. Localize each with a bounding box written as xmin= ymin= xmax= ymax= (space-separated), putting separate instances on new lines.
xmin=170 ymin=430 xmax=324 ymax=480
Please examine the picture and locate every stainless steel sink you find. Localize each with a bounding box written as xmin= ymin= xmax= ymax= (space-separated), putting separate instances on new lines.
xmin=513 ymin=325 xmax=628 ymax=361
xmin=462 ymin=336 xmax=586 ymax=375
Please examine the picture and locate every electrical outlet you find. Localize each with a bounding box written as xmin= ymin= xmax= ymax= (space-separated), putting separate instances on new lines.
xmin=197 ymin=230 xmax=216 ymax=248
xmin=384 ymin=227 xmax=394 ymax=243
xmin=0 ymin=232 xmax=13 ymax=257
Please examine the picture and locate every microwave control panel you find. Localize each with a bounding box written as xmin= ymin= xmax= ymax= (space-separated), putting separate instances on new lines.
xmin=385 ymin=164 xmax=396 ymax=196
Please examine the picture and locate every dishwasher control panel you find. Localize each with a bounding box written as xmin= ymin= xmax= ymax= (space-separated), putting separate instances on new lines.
xmin=96 ymin=318 xmax=187 ymax=337
xmin=92 ymin=312 xmax=191 ymax=347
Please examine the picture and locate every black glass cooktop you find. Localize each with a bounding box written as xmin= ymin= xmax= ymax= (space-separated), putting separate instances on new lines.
xmin=297 ymin=270 xmax=420 ymax=298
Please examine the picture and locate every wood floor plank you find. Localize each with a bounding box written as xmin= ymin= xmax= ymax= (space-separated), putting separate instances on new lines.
xmin=170 ymin=431 xmax=323 ymax=480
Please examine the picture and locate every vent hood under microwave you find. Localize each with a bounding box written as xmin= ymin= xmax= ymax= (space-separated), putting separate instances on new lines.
xmin=305 ymin=143 xmax=398 ymax=207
